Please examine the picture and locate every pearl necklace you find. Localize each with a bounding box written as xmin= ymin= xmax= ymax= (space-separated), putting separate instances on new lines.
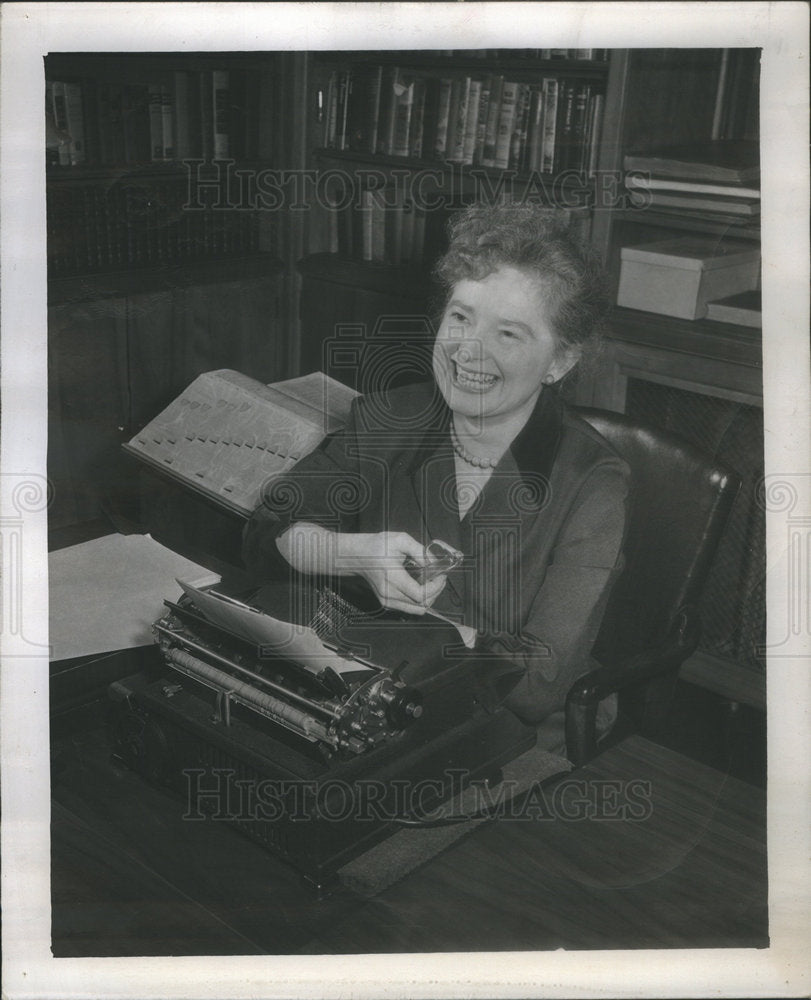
xmin=450 ymin=420 xmax=501 ymax=469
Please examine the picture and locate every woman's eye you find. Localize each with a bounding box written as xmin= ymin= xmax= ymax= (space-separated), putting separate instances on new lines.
xmin=449 ymin=311 xmax=467 ymax=323
xmin=499 ymin=329 xmax=519 ymax=341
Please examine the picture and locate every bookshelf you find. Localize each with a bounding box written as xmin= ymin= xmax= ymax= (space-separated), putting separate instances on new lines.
xmin=295 ymin=48 xmax=619 ymax=385
xmin=45 ymin=52 xmax=291 ymax=530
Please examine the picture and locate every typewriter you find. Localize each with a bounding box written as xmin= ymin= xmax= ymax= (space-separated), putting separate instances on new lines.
xmin=111 ymin=371 xmax=535 ymax=889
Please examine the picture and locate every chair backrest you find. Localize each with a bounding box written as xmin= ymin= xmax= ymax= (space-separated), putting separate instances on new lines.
xmin=577 ymin=407 xmax=741 ymax=666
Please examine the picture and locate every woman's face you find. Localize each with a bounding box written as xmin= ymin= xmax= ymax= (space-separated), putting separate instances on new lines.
xmin=432 ymin=265 xmax=577 ymax=424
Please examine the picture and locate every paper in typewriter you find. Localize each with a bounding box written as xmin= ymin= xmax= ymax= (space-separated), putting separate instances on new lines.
xmin=124 ymin=369 xmax=358 ymax=516
xmin=178 ymin=580 xmax=376 ymax=676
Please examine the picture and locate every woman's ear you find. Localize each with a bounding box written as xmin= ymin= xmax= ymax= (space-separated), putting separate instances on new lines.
xmin=547 ymin=347 xmax=580 ymax=384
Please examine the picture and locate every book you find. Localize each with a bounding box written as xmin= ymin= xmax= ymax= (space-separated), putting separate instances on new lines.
xmin=540 ymin=77 xmax=559 ymax=174
xmin=124 ymin=370 xmax=359 ymax=517
xmin=148 ymin=83 xmax=164 ymax=160
xmin=212 ymin=70 xmax=229 ymax=159
xmin=555 ymin=79 xmax=577 ymax=173
xmin=377 ymin=65 xmax=400 ymax=155
xmin=705 ymin=289 xmax=762 ymax=328
xmin=509 ymin=83 xmax=531 ymax=170
xmin=627 ymin=188 xmax=761 ymax=216
xmin=449 ymin=76 xmax=471 ymax=162
xmin=493 ymin=80 xmax=519 ymax=169
xmin=570 ymin=81 xmax=591 ymax=174
xmin=525 ymin=86 xmax=545 ymax=173
xmin=390 ymin=72 xmax=416 ymax=157
xmin=63 ymin=81 xmax=86 ymax=165
xmin=461 ymin=78 xmax=482 ymax=164
xmin=585 ymin=91 xmax=603 ymax=178
xmin=421 ymin=76 xmax=441 ymax=161
xmin=480 ymin=73 xmax=503 ymax=167
xmin=623 ymin=140 xmax=760 ymax=184
xmin=347 ymin=63 xmax=382 ymax=154
xmin=161 ymin=85 xmax=175 ymax=160
xmin=433 ymin=77 xmax=454 ymax=158
xmin=625 ymin=174 xmax=760 ymax=199
xmin=199 ymin=71 xmax=213 ymax=160
xmin=408 ymin=76 xmax=427 ymax=158
xmin=472 ymin=77 xmax=491 ymax=165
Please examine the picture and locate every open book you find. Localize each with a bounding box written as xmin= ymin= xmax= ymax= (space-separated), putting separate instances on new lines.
xmin=124 ymin=369 xmax=359 ymax=516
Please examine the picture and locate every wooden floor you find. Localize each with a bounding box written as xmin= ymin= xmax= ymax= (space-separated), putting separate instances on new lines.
xmin=51 ymin=706 xmax=768 ymax=956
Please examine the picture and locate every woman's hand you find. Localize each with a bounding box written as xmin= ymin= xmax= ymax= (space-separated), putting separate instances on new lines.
xmin=336 ymin=531 xmax=447 ymax=615
xmin=276 ymin=525 xmax=447 ymax=615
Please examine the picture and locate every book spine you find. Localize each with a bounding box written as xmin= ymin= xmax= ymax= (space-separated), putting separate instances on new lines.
xmin=186 ymin=71 xmax=203 ymax=159
xmin=62 ymin=81 xmax=86 ymax=165
xmin=51 ymin=82 xmax=71 ymax=166
xmin=212 ymin=69 xmax=229 ymax=159
xmin=493 ymin=80 xmax=518 ymax=170
xmin=541 ymin=77 xmax=559 ymax=174
xmin=421 ymin=76 xmax=441 ymax=161
xmin=391 ymin=74 xmax=415 ymax=157
xmin=378 ymin=66 xmax=399 ymax=155
xmin=359 ymin=189 xmax=373 ymax=261
xmin=585 ymin=92 xmax=603 ymax=178
xmin=323 ymin=71 xmax=338 ymax=148
xmin=571 ymin=82 xmax=591 ymax=175
xmin=472 ymin=78 xmax=491 ymax=165
xmin=370 ymin=193 xmax=387 ymax=262
xmin=161 ymin=84 xmax=175 ymax=160
xmin=555 ymin=79 xmax=576 ymax=173
xmin=199 ymin=71 xmax=213 ymax=160
xmin=433 ymin=77 xmax=454 ymax=159
xmin=449 ymin=76 xmax=470 ymax=162
xmin=121 ymin=85 xmax=137 ymax=164
xmin=408 ymin=76 xmax=427 ymax=158
xmin=400 ymin=195 xmax=415 ymax=261
xmin=95 ymin=84 xmax=112 ymax=165
xmin=526 ymin=86 xmax=545 ymax=173
xmin=509 ymin=83 xmax=530 ymax=171
xmin=228 ymin=69 xmax=247 ymax=161
xmin=81 ymin=78 xmax=100 ymax=166
xmin=367 ymin=64 xmax=383 ymax=154
xmin=461 ymin=78 xmax=482 ymax=165
xmin=148 ymin=83 xmax=164 ymax=161
xmin=480 ymin=74 xmax=503 ymax=167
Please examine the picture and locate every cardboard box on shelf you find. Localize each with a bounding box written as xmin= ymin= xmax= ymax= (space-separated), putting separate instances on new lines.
xmin=617 ymin=236 xmax=760 ymax=320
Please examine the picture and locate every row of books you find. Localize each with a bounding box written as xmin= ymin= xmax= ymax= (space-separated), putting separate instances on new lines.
xmin=47 ymin=69 xmax=267 ymax=168
xmin=360 ymin=49 xmax=610 ymax=62
xmin=623 ymin=140 xmax=761 ymax=223
xmin=324 ymin=190 xmax=438 ymax=266
xmin=47 ymin=179 xmax=270 ymax=276
xmin=322 ymin=67 xmax=604 ymax=177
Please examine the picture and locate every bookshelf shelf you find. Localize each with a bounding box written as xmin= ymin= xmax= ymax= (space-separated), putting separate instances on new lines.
xmin=612 ymin=208 xmax=760 ymax=242
xmin=313 ymin=147 xmax=596 ymax=200
xmin=314 ymin=50 xmax=611 ymax=79
xmin=297 ymin=252 xmax=431 ymax=298
xmin=49 ymin=252 xmax=284 ymax=306
xmin=610 ymin=306 xmax=762 ymax=370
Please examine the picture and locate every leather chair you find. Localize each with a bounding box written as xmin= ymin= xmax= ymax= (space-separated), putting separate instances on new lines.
xmin=565 ymin=408 xmax=741 ymax=766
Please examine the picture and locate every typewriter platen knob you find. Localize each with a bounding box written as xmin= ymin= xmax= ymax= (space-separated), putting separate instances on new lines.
xmin=379 ymin=682 xmax=423 ymax=729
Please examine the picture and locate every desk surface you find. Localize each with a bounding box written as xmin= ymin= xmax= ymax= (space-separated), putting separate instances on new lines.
xmin=51 ymin=724 xmax=767 ymax=955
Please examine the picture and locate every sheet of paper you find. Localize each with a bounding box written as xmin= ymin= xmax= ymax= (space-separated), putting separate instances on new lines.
xmin=178 ymin=581 xmax=374 ymax=675
xmin=49 ymin=533 xmax=220 ymax=662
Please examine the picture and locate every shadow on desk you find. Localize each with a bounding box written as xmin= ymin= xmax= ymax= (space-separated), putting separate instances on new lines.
xmin=51 ymin=706 xmax=768 ymax=955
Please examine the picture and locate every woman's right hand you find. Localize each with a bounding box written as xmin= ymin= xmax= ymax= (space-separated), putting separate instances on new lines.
xmin=335 ymin=531 xmax=447 ymax=615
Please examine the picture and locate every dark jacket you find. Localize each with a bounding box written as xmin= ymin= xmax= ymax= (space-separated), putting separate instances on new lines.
xmin=243 ymin=381 xmax=629 ymax=736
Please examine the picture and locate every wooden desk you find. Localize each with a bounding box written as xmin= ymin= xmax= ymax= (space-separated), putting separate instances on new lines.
xmin=51 ymin=719 xmax=767 ymax=955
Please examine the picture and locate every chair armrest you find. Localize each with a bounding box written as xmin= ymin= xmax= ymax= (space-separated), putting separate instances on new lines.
xmin=565 ymin=607 xmax=701 ymax=766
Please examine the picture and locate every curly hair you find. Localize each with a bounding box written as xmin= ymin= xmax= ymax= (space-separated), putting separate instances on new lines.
xmin=434 ymin=203 xmax=609 ymax=363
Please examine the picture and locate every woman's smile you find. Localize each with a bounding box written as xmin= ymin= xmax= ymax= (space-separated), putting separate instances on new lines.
xmin=433 ymin=265 xmax=576 ymax=425
xmin=451 ymin=355 xmax=500 ymax=392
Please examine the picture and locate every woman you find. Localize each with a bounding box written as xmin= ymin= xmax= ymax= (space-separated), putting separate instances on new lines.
xmin=243 ymin=204 xmax=629 ymax=747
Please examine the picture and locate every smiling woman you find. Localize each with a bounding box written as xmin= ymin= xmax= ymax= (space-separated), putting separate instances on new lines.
xmin=243 ymin=203 xmax=629 ymax=748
